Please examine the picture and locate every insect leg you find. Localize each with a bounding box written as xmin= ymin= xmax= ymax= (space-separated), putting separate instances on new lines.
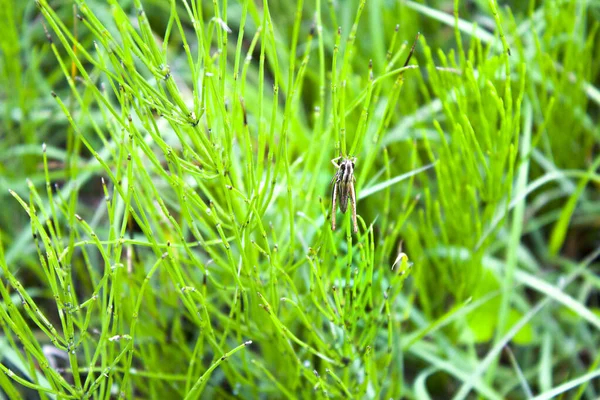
xmin=330 ymin=169 xmax=339 ymax=185
xmin=331 ymin=181 xmax=338 ymax=230
xmin=350 ymin=181 xmax=358 ymax=233
xmin=331 ymin=156 xmax=342 ymax=169
xmin=403 ymin=32 xmax=420 ymax=68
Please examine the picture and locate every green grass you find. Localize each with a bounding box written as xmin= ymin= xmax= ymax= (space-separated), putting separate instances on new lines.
xmin=0 ymin=0 xmax=599 ymax=398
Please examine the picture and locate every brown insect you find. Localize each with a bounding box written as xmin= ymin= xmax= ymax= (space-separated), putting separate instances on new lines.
xmin=331 ymin=156 xmax=358 ymax=233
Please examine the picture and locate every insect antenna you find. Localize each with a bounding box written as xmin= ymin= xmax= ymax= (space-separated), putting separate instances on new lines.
xmin=403 ymin=32 xmax=420 ymax=68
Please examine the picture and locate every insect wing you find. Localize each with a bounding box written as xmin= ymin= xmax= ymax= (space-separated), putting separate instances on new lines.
xmin=338 ymin=181 xmax=350 ymax=213
xmin=331 ymin=176 xmax=338 ymax=230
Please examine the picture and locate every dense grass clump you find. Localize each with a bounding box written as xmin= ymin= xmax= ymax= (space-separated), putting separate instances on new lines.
xmin=0 ymin=0 xmax=599 ymax=398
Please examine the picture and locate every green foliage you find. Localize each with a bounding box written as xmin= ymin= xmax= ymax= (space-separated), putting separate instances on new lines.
xmin=0 ymin=0 xmax=599 ymax=398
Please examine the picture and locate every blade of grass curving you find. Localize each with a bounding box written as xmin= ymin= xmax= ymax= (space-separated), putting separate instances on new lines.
xmin=410 ymin=342 xmax=503 ymax=400
xmin=531 ymin=369 xmax=600 ymax=400
xmin=548 ymin=155 xmax=600 ymax=256
xmin=455 ymin=247 xmax=600 ymax=399
xmin=359 ymin=162 xmax=436 ymax=200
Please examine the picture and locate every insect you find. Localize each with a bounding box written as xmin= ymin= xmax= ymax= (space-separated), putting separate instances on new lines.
xmin=331 ymin=156 xmax=358 ymax=233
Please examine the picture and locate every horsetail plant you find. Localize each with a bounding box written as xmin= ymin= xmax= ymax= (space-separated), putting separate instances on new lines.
xmin=0 ymin=0 xmax=599 ymax=399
